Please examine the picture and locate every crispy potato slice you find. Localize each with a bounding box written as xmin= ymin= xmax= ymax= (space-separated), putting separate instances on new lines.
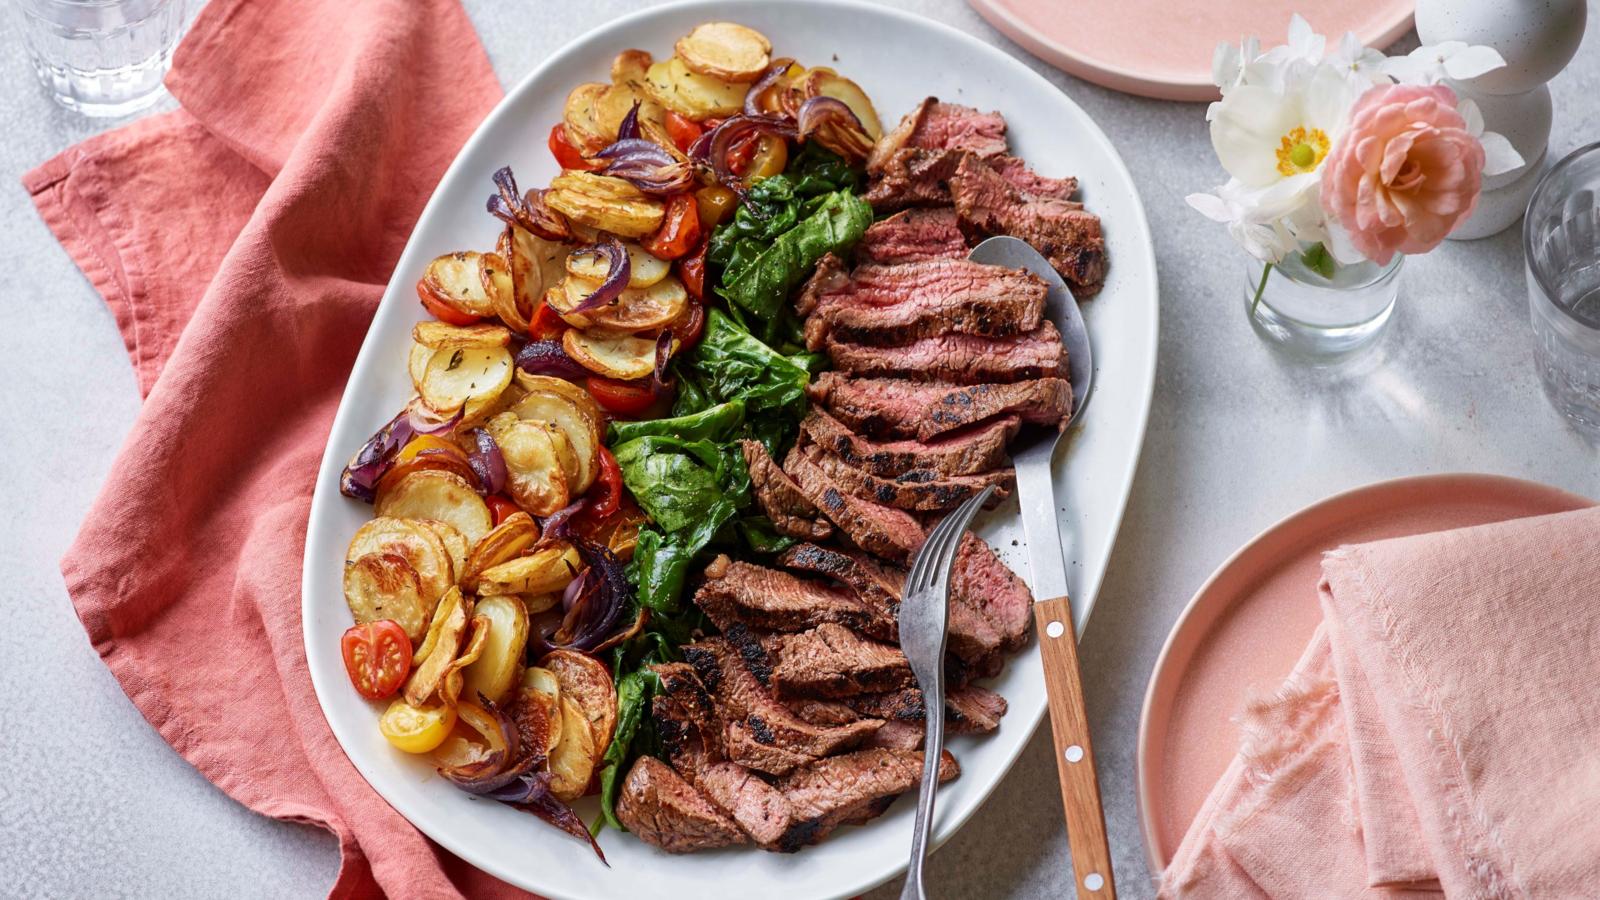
xmin=675 ymin=22 xmax=771 ymax=82
xmin=563 ymin=82 xmax=610 ymax=153
xmin=415 ymin=519 xmax=469 ymax=583
xmin=564 ymin=240 xmax=670 ymax=289
xmin=422 ymin=252 xmax=497 ymax=318
xmin=439 ymin=614 xmax=491 ymax=707
xmin=418 ymin=346 xmax=513 ymax=425
xmin=538 ymin=650 xmax=618 ymax=759
xmin=342 ymin=553 xmax=430 ymax=642
xmin=548 ymin=695 xmax=597 ymax=802
xmin=476 ymin=540 xmax=581 ymax=597
xmin=562 ymin=328 xmax=667 ymax=381
xmin=485 ymin=413 xmax=571 ymax=515
xmin=523 ymin=592 xmax=562 ymax=616
xmin=346 ymin=517 xmax=454 ymax=608
xmin=612 ymin=49 xmax=652 ymax=89
xmin=412 ymin=322 xmax=512 ymax=351
xmin=546 ymin=172 xmax=664 ymax=239
xmin=643 ymin=55 xmax=747 ymax=121
xmin=511 ymin=373 xmax=603 ymax=424
xmin=461 ymin=594 xmax=530 ymax=706
xmin=480 ymin=251 xmax=514 ymax=319
xmin=800 ymin=67 xmax=883 ymax=140
xmin=404 ymin=588 xmax=471 ymax=705
xmin=375 ymin=471 xmax=492 ymax=545
xmin=408 ymin=342 xmax=433 ymax=394
xmin=497 ymin=225 xmax=568 ymax=333
xmin=593 ymin=82 xmax=666 ymax=144
xmin=511 ymin=389 xmax=601 ymax=495
xmin=461 ymin=511 xmax=540 ymax=591
xmin=554 ymin=274 xmax=688 ymax=333
xmin=373 ymin=451 xmax=480 ymax=504
xmin=511 ymin=667 xmax=563 ymax=760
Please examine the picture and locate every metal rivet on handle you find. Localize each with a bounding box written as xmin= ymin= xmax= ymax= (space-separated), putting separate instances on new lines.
xmin=1084 ymin=873 xmax=1105 ymax=891
xmin=1046 ymin=621 xmax=1065 ymax=638
xmin=1065 ymin=744 xmax=1084 ymax=763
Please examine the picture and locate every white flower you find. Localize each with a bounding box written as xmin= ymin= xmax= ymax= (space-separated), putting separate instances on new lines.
xmin=1187 ymin=181 xmax=1301 ymax=263
xmin=1381 ymin=41 xmax=1508 ymax=85
xmin=1211 ymin=36 xmax=1260 ymax=93
xmin=1457 ymin=98 xmax=1526 ymax=177
xmin=1259 ymin=14 xmax=1325 ymax=67
xmin=1209 ymin=62 xmax=1360 ymax=189
xmin=1326 ymin=32 xmax=1388 ymax=87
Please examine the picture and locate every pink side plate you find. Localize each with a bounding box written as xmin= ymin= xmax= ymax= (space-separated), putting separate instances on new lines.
xmin=966 ymin=0 xmax=1414 ymax=102
xmin=1135 ymin=473 xmax=1594 ymax=880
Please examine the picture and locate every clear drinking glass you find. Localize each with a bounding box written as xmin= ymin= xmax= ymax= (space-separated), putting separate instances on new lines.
xmin=9 ymin=0 xmax=188 ymax=117
xmin=1525 ymin=141 xmax=1600 ymax=438
xmin=1244 ymin=249 xmax=1404 ymax=360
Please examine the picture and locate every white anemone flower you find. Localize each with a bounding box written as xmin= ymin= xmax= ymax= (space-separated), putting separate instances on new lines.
xmin=1208 ymin=62 xmax=1360 ymax=190
xmin=1187 ymin=180 xmax=1301 ymax=264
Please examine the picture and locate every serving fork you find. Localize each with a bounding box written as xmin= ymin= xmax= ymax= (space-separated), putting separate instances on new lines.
xmin=898 ymin=484 xmax=997 ymax=900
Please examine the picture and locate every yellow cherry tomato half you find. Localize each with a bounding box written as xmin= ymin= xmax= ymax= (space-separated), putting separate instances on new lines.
xmin=742 ymin=134 xmax=788 ymax=185
xmin=379 ymin=698 xmax=457 ymax=754
xmin=396 ymin=434 xmax=465 ymax=465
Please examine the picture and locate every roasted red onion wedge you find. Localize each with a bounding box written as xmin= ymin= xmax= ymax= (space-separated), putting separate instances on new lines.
xmin=565 ymin=235 xmax=632 ymax=314
xmin=487 ymin=167 xmax=572 ymax=242
xmin=797 ymin=95 xmax=874 ymax=161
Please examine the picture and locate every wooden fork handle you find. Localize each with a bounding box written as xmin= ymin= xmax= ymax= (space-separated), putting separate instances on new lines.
xmin=1034 ymin=595 xmax=1116 ymax=899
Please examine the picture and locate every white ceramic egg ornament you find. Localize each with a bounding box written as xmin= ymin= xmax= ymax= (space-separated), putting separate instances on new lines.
xmin=1416 ymin=0 xmax=1588 ymax=239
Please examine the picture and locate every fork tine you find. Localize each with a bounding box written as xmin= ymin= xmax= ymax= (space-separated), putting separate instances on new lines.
xmin=906 ymin=486 xmax=996 ymax=597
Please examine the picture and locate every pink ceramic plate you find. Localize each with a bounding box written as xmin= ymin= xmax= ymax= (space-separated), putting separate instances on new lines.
xmin=967 ymin=0 xmax=1414 ymax=101
xmin=1135 ymin=473 xmax=1593 ymax=879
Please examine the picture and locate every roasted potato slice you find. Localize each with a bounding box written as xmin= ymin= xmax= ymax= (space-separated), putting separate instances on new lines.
xmin=461 ymin=511 xmax=541 ymax=591
xmin=511 ymin=666 xmax=563 ymax=759
xmin=563 ymin=82 xmax=610 ymax=153
xmin=461 ymin=594 xmax=530 ymax=706
xmin=418 ymin=345 xmax=513 ymax=426
xmin=612 ymin=49 xmax=652 ymax=89
xmin=593 ymin=82 xmax=666 ymax=144
xmin=497 ymin=225 xmax=568 ymax=333
xmin=512 ymin=373 xmax=604 ymax=424
xmin=480 ymin=251 xmax=514 ymax=319
xmin=523 ymin=592 xmax=562 ymax=616
xmin=538 ymin=650 xmax=619 ymax=758
xmin=408 ymin=342 xmax=433 ymax=394
xmin=554 ymin=274 xmax=688 ymax=333
xmin=643 ymin=55 xmax=747 ymax=121
xmin=342 ymin=553 xmax=430 ymax=642
xmin=421 ymin=252 xmax=497 ymax=318
xmin=800 ymin=67 xmax=883 ymax=140
xmin=412 ymin=322 xmax=512 ymax=352
xmin=675 ymin=22 xmax=771 ymax=82
xmin=373 ymin=451 xmax=480 ymax=504
xmin=346 ymin=517 xmax=454 ymax=609
xmin=546 ymin=172 xmax=664 ymax=239
xmin=439 ymin=614 xmax=490 ymax=707
xmin=548 ymin=695 xmax=597 ymax=802
xmin=415 ymin=519 xmax=469 ymax=583
xmin=404 ymin=587 xmax=471 ymax=705
xmin=511 ymin=388 xmax=602 ymax=496
xmin=476 ymin=541 xmax=581 ymax=597
xmin=484 ymin=412 xmax=572 ymax=515
xmin=375 ymin=470 xmax=491 ymax=545
xmin=564 ymin=240 xmax=670 ymax=289
xmin=562 ymin=328 xmax=667 ymax=381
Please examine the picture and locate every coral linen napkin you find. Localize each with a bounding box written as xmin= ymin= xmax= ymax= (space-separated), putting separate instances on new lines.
xmin=23 ymin=1 xmax=534 ymax=896
xmin=1161 ymin=507 xmax=1600 ymax=899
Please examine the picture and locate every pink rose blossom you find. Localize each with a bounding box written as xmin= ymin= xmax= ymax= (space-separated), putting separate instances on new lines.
xmin=1319 ymin=84 xmax=1485 ymax=266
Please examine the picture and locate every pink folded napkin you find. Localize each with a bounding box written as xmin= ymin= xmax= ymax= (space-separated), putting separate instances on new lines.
xmin=1161 ymin=506 xmax=1600 ymax=898
xmin=24 ymin=1 xmax=537 ymax=897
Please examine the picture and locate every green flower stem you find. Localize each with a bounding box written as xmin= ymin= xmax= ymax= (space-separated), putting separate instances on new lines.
xmin=1250 ymin=262 xmax=1273 ymax=317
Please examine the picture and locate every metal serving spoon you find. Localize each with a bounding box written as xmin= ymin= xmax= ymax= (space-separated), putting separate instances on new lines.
xmin=968 ymin=236 xmax=1114 ymax=898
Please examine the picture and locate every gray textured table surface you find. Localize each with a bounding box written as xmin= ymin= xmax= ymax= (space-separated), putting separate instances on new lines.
xmin=5 ymin=1 xmax=1597 ymax=897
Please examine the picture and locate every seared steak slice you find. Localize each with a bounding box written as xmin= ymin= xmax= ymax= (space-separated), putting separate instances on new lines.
xmin=864 ymin=147 xmax=965 ymax=211
xmin=694 ymin=555 xmax=891 ymax=641
xmin=781 ymin=444 xmax=926 ymax=562
xmin=616 ymin=756 xmax=746 ymax=852
xmin=696 ymin=761 xmax=793 ymax=848
xmin=776 ymin=747 xmax=960 ymax=849
xmin=799 ymin=258 xmax=1046 ymax=349
xmin=825 ymin=320 xmax=1067 ymax=383
xmin=952 ymin=534 xmax=1034 ymax=652
xmin=856 ymin=208 xmax=967 ymax=265
xmin=776 ymin=542 xmax=901 ymax=625
xmin=865 ymin=719 xmax=926 ymax=750
xmin=764 ymin=623 xmax=915 ymax=698
xmin=800 ymin=442 xmax=1013 ymax=512
xmin=869 ymin=97 xmax=1007 ymax=173
xmin=652 ymin=661 xmax=723 ymax=767
xmin=846 ymin=684 xmax=1008 ymax=734
xmin=950 ymin=152 xmax=1107 ymax=293
xmin=800 ymin=408 xmax=1019 ymax=478
xmin=684 ymin=637 xmax=881 ymax=776
xmin=986 ymin=155 xmax=1079 ymax=201
xmin=810 ymin=372 xmax=1071 ymax=441
xmin=785 ymin=697 xmax=863 ymax=727
xmin=740 ymin=439 xmax=833 ymax=541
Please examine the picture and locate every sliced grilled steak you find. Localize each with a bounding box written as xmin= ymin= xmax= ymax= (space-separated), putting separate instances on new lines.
xmin=846 ymin=684 xmax=1008 ymax=734
xmin=799 ymin=258 xmax=1046 ymax=349
xmin=952 ymin=534 xmax=1034 ymax=651
xmin=616 ymin=756 xmax=746 ymax=852
xmin=856 ymin=207 xmax=967 ymax=265
xmin=785 ymin=697 xmax=863 ymax=727
xmin=869 ymin=98 xmax=1007 ymax=171
xmin=781 ymin=444 xmax=927 ymax=562
xmin=800 ymin=442 xmax=1013 ymax=512
xmin=800 ymin=408 xmax=1019 ymax=478
xmin=694 ymin=555 xmax=892 ymax=641
xmin=652 ymin=661 xmax=723 ymax=768
xmin=949 ymin=152 xmax=1107 ymax=293
xmin=741 ymin=439 xmax=833 ymax=541
xmin=825 ymin=320 xmax=1067 ymax=383
xmin=986 ymin=155 xmax=1079 ymax=201
xmin=683 ymin=637 xmax=882 ymax=776
xmin=776 ymin=747 xmax=960 ymax=849
xmin=696 ymin=761 xmax=793 ymax=848
xmin=764 ymin=623 xmax=915 ymax=698
xmin=865 ymin=719 xmax=926 ymax=750
xmin=864 ymin=147 xmax=965 ymax=211
xmin=810 ymin=372 xmax=1071 ymax=441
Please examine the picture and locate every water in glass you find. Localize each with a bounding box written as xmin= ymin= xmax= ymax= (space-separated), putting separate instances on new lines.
xmin=10 ymin=0 xmax=188 ymax=117
xmin=1525 ymin=142 xmax=1600 ymax=438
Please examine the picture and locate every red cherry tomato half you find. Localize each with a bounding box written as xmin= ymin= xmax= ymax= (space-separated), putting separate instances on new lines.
xmin=663 ymin=110 xmax=705 ymax=154
xmin=417 ymin=280 xmax=480 ymax=325
xmin=583 ymin=448 xmax=625 ymax=520
xmin=678 ymin=241 xmax=708 ymax=302
xmin=528 ymin=299 xmax=569 ymax=341
xmin=641 ymin=194 xmax=701 ymax=261
xmin=341 ymin=620 xmax=412 ymax=700
xmin=548 ymin=123 xmax=599 ymax=171
xmin=485 ymin=494 xmax=521 ymax=526
xmin=586 ymin=376 xmax=656 ymax=417
xmin=674 ymin=300 xmax=706 ymax=349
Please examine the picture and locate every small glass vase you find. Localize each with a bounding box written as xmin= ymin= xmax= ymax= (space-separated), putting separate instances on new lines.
xmin=1244 ymin=248 xmax=1403 ymax=360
